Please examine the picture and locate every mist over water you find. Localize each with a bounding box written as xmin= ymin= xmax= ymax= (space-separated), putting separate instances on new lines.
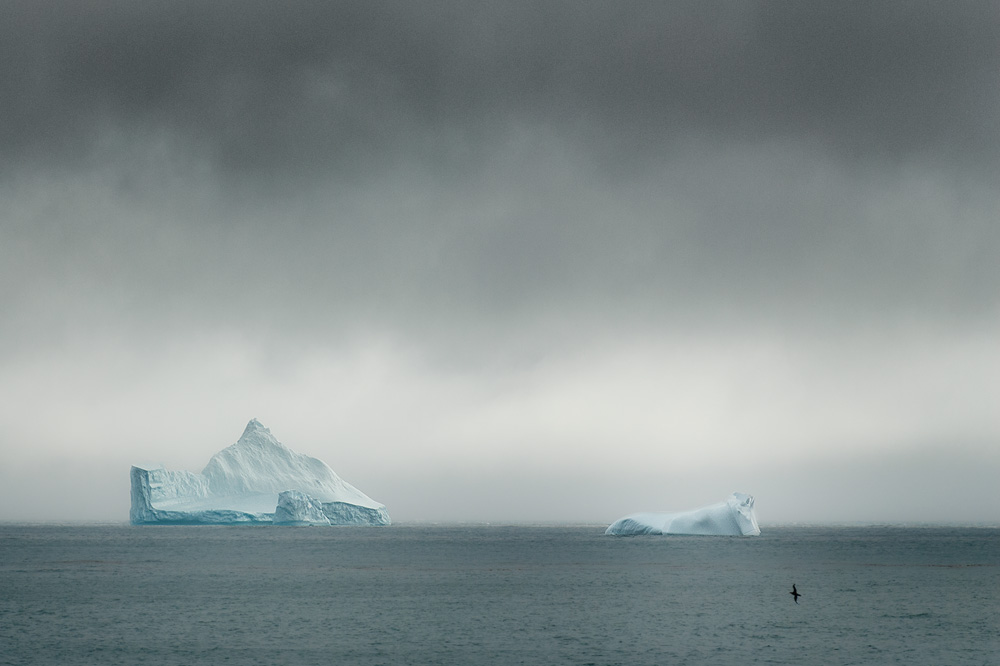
xmin=1 ymin=525 xmax=997 ymax=665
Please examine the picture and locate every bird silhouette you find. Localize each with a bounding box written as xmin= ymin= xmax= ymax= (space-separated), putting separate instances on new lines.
xmin=790 ymin=584 xmax=801 ymax=604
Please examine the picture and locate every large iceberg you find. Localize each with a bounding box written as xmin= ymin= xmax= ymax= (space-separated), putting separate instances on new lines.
xmin=605 ymin=492 xmax=760 ymax=536
xmin=130 ymin=419 xmax=390 ymax=526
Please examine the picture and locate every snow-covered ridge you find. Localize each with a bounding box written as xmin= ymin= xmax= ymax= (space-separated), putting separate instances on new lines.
xmin=605 ymin=492 xmax=760 ymax=536
xmin=130 ymin=419 xmax=390 ymax=526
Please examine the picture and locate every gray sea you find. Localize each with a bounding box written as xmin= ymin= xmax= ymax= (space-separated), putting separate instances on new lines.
xmin=1 ymin=525 xmax=997 ymax=665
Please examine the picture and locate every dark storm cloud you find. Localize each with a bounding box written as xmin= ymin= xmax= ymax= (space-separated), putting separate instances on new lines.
xmin=0 ymin=1 xmax=995 ymax=359
xmin=2 ymin=0 xmax=995 ymax=348
xmin=3 ymin=1 xmax=998 ymax=181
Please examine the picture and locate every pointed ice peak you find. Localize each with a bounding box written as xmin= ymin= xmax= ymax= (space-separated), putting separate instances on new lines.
xmin=241 ymin=418 xmax=270 ymax=437
xmin=236 ymin=419 xmax=285 ymax=450
xmin=197 ymin=419 xmax=380 ymax=509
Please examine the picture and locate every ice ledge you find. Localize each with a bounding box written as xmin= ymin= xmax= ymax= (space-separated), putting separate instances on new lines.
xmin=272 ymin=491 xmax=392 ymax=526
xmin=131 ymin=466 xmax=391 ymax=526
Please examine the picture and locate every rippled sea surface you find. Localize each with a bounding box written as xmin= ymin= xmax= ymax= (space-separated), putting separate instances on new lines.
xmin=1 ymin=525 xmax=997 ymax=665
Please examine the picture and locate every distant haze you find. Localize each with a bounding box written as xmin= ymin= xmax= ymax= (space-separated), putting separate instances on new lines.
xmin=1 ymin=1 xmax=998 ymax=524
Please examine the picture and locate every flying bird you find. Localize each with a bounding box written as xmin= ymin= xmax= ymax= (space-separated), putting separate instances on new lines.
xmin=790 ymin=584 xmax=801 ymax=604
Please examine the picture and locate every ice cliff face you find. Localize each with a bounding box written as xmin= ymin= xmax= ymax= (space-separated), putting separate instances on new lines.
xmin=273 ymin=490 xmax=331 ymax=526
xmin=605 ymin=492 xmax=760 ymax=536
xmin=130 ymin=419 xmax=390 ymax=526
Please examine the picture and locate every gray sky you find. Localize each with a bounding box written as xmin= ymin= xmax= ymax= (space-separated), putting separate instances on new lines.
xmin=2 ymin=1 xmax=998 ymax=524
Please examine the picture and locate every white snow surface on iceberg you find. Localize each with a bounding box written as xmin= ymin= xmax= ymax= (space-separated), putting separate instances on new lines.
xmin=130 ymin=419 xmax=390 ymax=526
xmin=605 ymin=492 xmax=760 ymax=536
xmin=202 ymin=420 xmax=381 ymax=508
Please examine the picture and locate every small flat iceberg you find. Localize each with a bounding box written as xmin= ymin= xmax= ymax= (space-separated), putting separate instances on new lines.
xmin=606 ymin=492 xmax=760 ymax=536
xmin=130 ymin=419 xmax=390 ymax=526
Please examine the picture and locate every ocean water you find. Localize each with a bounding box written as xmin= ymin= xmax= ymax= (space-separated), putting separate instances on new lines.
xmin=0 ymin=525 xmax=997 ymax=665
